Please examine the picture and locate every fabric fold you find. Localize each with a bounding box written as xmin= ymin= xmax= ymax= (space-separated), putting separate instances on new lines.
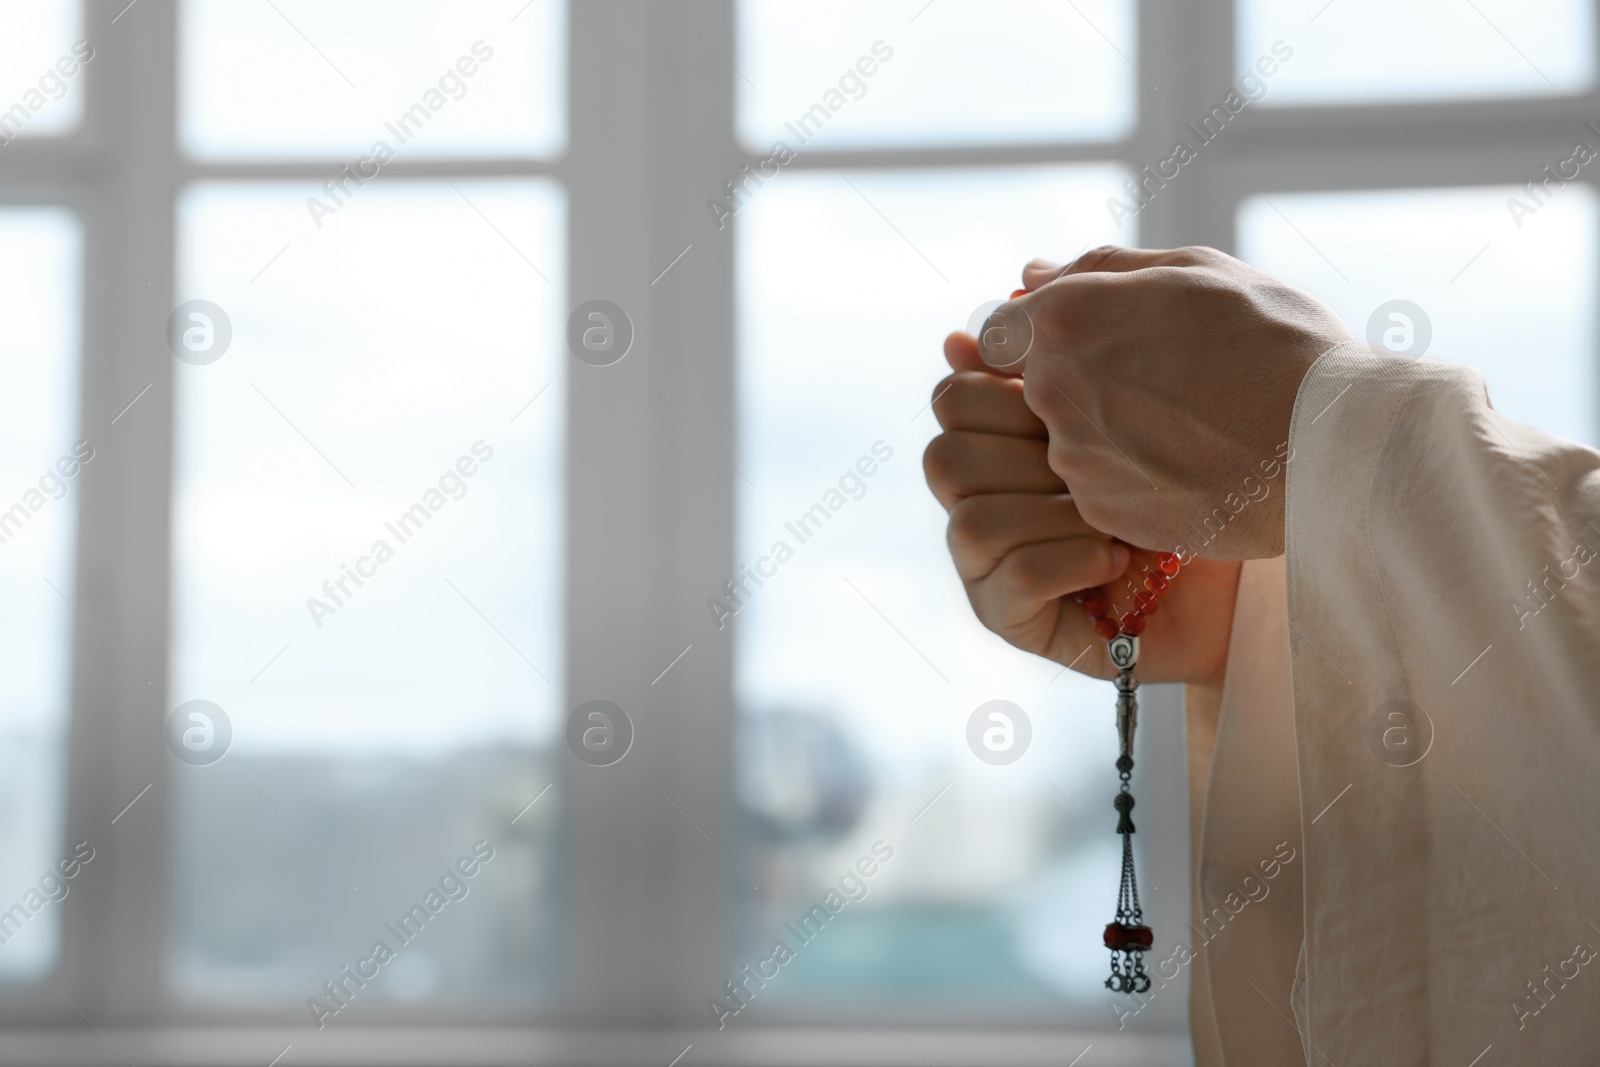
xmin=1189 ymin=557 xmax=1303 ymax=1066
xmin=1280 ymin=342 xmax=1600 ymax=1064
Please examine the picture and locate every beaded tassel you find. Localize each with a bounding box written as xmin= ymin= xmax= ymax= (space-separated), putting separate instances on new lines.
xmin=1071 ymin=550 xmax=1181 ymax=994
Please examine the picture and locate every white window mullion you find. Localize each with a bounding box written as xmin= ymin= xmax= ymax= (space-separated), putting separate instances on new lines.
xmin=563 ymin=0 xmax=749 ymax=1029
xmin=58 ymin=0 xmax=181 ymax=1026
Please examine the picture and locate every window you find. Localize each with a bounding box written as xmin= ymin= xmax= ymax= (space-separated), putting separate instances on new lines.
xmin=0 ymin=209 xmax=81 ymax=981
xmin=179 ymin=0 xmax=563 ymax=159
xmin=737 ymin=1 xmax=1135 ymax=148
xmin=1239 ymin=186 xmax=1597 ymax=444
xmin=1240 ymin=0 xmax=1594 ymax=106
xmin=166 ymin=0 xmax=569 ymax=1016
xmin=1 ymin=0 xmax=1594 ymax=1062
xmin=735 ymin=167 xmax=1168 ymax=1017
xmin=0 ymin=4 xmax=89 ymax=140
xmin=168 ymin=179 xmax=566 ymax=1006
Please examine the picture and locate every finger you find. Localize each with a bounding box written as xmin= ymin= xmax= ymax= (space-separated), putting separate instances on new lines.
xmin=972 ymin=296 xmax=1038 ymax=374
xmin=943 ymin=331 xmax=988 ymax=374
xmin=1053 ymin=244 xmax=1211 ymax=278
xmin=931 ymin=372 xmax=1047 ymax=438
xmin=947 ymin=493 xmax=1112 ymax=581
xmin=967 ymin=536 xmax=1130 ymax=633
xmin=947 ymin=324 xmax=1023 ymax=379
xmin=923 ymin=432 xmax=1066 ymax=509
xmin=980 ymin=246 xmax=1215 ymax=372
xmin=1020 ymin=257 xmax=1063 ymax=289
xmin=983 ymin=249 xmax=1184 ymax=372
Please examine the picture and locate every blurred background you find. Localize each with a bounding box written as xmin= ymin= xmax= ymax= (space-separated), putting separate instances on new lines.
xmin=0 ymin=0 xmax=1594 ymax=1064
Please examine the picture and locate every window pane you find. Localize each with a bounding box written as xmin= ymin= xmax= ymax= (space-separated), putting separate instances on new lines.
xmin=0 ymin=1 xmax=87 ymax=141
xmin=1238 ymin=185 xmax=1597 ymax=444
xmin=0 ymin=209 xmax=81 ymax=980
xmin=736 ymin=166 xmax=1159 ymax=1015
xmin=180 ymin=0 xmax=564 ymax=160
xmin=1240 ymin=0 xmax=1594 ymax=106
xmin=170 ymin=181 xmax=565 ymax=1009
xmin=738 ymin=0 xmax=1135 ymax=151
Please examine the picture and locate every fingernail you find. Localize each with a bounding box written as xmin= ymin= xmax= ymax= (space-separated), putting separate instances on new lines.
xmin=1026 ymin=258 xmax=1061 ymax=272
xmin=1111 ymin=544 xmax=1131 ymax=570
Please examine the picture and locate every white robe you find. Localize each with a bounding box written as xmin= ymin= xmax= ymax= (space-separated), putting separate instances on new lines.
xmin=1187 ymin=343 xmax=1600 ymax=1065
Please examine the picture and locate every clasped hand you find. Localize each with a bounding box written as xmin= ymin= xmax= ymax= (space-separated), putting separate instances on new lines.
xmin=923 ymin=245 xmax=1354 ymax=690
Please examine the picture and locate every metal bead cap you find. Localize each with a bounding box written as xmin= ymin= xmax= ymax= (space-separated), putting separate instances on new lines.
xmin=1107 ymin=633 xmax=1139 ymax=670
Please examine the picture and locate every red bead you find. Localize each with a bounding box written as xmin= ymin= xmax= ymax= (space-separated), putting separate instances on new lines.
xmin=1120 ymin=611 xmax=1146 ymax=636
xmin=1010 ymin=288 xmax=1029 ymax=299
xmin=1144 ymin=573 xmax=1169 ymax=594
xmin=1083 ymin=595 xmax=1109 ymax=620
xmin=1157 ymin=553 xmax=1181 ymax=576
xmin=1095 ymin=618 xmax=1120 ymax=640
xmin=1103 ymin=922 xmax=1154 ymax=952
xmin=1134 ymin=591 xmax=1159 ymax=615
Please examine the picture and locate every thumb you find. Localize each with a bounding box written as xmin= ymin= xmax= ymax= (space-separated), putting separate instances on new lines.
xmin=974 ymin=289 xmax=1037 ymax=374
xmin=947 ymin=285 xmax=1033 ymax=377
xmin=943 ymin=330 xmax=996 ymax=374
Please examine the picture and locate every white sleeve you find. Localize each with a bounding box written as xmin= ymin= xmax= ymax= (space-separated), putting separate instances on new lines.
xmin=1283 ymin=342 xmax=1600 ymax=1065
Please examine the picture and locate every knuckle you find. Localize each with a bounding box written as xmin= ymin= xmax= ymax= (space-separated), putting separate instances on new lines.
xmin=970 ymin=602 xmax=1006 ymax=641
xmin=1074 ymin=492 xmax=1114 ymax=535
xmin=1031 ymin=279 xmax=1103 ymax=342
xmin=1176 ymin=244 xmax=1222 ymax=265
xmin=1002 ymin=547 xmax=1046 ymax=593
xmin=1019 ymin=378 xmax=1050 ymax=430
xmin=1031 ymin=296 xmax=1071 ymax=342
xmin=1023 ymin=373 xmax=1064 ymax=424
xmin=1045 ymin=438 xmax=1075 ymax=477
xmin=928 ymin=373 xmax=965 ymax=423
xmin=922 ymin=433 xmax=957 ymax=485
xmin=1075 ymin=244 xmax=1121 ymax=270
xmin=963 ymin=585 xmax=995 ymax=627
xmin=1019 ymin=373 xmax=1044 ymax=413
xmin=946 ymin=497 xmax=989 ymax=551
xmin=1187 ymin=269 xmax=1252 ymax=313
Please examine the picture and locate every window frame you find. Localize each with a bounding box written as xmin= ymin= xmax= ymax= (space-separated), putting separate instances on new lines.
xmin=0 ymin=0 xmax=1594 ymax=1062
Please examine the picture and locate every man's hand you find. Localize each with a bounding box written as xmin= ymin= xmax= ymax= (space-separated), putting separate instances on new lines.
xmin=990 ymin=246 xmax=1355 ymax=559
xmin=925 ymin=331 xmax=1242 ymax=689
